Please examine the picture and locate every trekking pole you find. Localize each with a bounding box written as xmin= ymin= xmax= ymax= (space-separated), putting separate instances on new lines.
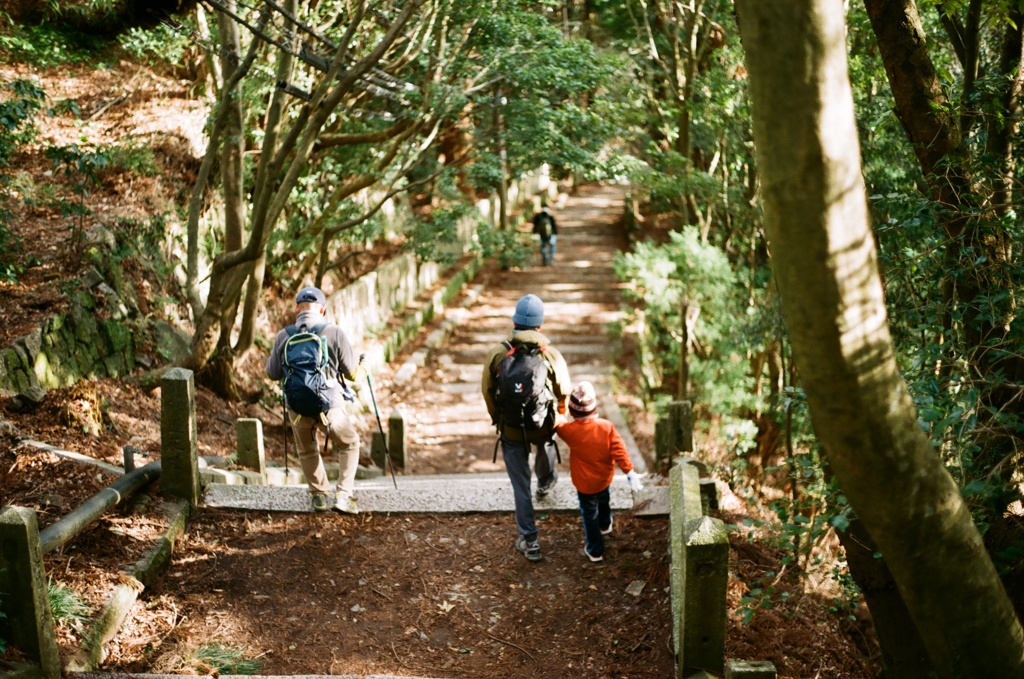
xmin=364 ymin=365 xmax=398 ymax=489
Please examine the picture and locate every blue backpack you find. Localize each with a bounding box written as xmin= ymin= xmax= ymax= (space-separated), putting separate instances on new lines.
xmin=282 ymin=322 xmax=334 ymax=418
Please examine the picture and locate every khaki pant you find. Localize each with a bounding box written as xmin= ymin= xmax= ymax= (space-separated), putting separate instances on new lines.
xmin=290 ymin=404 xmax=361 ymax=496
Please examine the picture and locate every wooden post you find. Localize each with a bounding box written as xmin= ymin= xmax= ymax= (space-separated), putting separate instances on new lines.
xmin=161 ymin=367 xmax=199 ymax=505
xmin=656 ymin=400 xmax=694 ymax=469
xmin=388 ymin=406 xmax=406 ymax=468
xmin=235 ymin=418 xmax=266 ymax=477
xmin=669 ymin=460 xmax=703 ymax=678
xmin=0 ymin=507 xmax=60 ymax=679
xmin=370 ymin=430 xmax=387 ymax=470
xmin=682 ymin=516 xmax=729 ymax=677
xmin=668 ymin=400 xmax=694 ymax=454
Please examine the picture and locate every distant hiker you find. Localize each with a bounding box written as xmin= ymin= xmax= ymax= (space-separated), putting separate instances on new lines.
xmin=555 ymin=381 xmax=644 ymax=562
xmin=482 ymin=293 xmax=572 ymax=561
xmin=266 ymin=286 xmax=365 ymax=514
xmin=531 ymin=206 xmax=558 ymax=266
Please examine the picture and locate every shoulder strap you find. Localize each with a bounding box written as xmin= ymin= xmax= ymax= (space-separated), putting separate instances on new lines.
xmin=289 ymin=321 xmax=328 ymax=335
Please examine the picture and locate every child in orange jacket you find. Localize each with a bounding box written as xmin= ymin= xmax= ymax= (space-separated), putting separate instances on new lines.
xmin=555 ymin=381 xmax=643 ymax=562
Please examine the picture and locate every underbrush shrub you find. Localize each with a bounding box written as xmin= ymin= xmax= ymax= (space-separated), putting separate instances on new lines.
xmin=476 ymin=222 xmax=529 ymax=269
xmin=0 ymin=77 xmax=45 ymax=281
xmin=48 ymin=580 xmax=91 ymax=636
xmin=0 ymin=23 xmax=110 ymax=67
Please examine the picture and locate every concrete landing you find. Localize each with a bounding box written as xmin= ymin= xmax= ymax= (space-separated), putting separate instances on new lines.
xmin=204 ymin=472 xmax=668 ymax=515
xmin=75 ymin=674 xmax=447 ymax=679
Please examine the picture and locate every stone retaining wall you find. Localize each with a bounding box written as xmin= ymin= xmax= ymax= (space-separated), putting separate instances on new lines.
xmin=0 ymin=287 xmax=136 ymax=396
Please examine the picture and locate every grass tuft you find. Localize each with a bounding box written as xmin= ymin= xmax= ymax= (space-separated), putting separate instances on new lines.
xmin=186 ymin=643 xmax=264 ymax=675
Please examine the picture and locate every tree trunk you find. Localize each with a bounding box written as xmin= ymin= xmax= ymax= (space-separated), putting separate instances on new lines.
xmin=678 ymin=299 xmax=689 ymax=400
xmin=188 ymin=0 xmax=426 ymax=377
xmin=495 ymin=86 xmax=509 ymax=231
xmin=862 ymin=0 xmax=1013 ymax=362
xmin=735 ymin=1 xmax=1024 ymax=676
xmin=835 ymin=517 xmax=935 ymax=679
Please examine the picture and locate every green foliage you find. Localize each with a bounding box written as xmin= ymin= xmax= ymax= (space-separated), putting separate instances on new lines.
xmin=406 ymin=203 xmax=468 ymax=266
xmin=615 ymin=226 xmax=756 ymax=414
xmin=119 ymin=23 xmax=193 ymax=65
xmin=44 ymin=143 xmax=108 ymax=245
xmin=828 ymin=565 xmax=863 ymax=622
xmin=0 ymin=78 xmax=44 ymax=156
xmin=49 ymin=97 xmax=81 ymax=118
xmin=0 ymin=77 xmax=45 ymax=281
xmin=736 ymin=575 xmax=790 ymax=626
xmin=464 ymin=154 xmax=503 ymax=193
xmin=0 ymin=24 xmax=110 ymax=67
xmin=101 ymin=141 xmax=158 ymax=176
xmin=186 ymin=643 xmax=263 ymax=675
xmin=48 ymin=580 xmax=91 ymax=634
xmin=460 ymin=2 xmax=624 ymax=181
xmin=475 ymin=223 xmax=530 ymax=270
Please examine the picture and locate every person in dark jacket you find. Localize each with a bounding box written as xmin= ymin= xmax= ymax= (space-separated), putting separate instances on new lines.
xmin=531 ymin=206 xmax=558 ymax=266
xmin=481 ymin=294 xmax=572 ymax=561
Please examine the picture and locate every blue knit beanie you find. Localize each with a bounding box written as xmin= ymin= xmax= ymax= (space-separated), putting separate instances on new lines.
xmin=512 ymin=294 xmax=544 ymax=328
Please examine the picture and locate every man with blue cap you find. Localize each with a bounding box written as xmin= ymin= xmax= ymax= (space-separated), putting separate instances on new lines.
xmin=481 ymin=293 xmax=571 ymax=561
xmin=266 ymin=286 xmax=365 ymax=514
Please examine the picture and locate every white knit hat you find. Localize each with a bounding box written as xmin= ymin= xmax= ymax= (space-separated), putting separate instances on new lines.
xmin=569 ymin=381 xmax=597 ymax=417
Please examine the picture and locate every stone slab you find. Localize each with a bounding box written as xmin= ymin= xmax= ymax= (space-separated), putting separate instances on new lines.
xmin=17 ymin=440 xmax=125 ymax=476
xmin=74 ymin=674 xmax=450 ymax=679
xmin=726 ymin=660 xmax=777 ymax=679
xmin=204 ymin=472 xmax=667 ymax=515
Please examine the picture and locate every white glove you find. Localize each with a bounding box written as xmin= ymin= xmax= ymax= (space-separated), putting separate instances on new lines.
xmin=626 ymin=470 xmax=644 ymax=492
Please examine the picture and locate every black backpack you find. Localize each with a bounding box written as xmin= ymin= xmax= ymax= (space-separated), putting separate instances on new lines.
xmin=494 ymin=340 xmax=556 ymax=435
xmin=536 ymin=213 xmax=554 ymax=239
xmin=282 ymin=322 xmax=334 ymax=418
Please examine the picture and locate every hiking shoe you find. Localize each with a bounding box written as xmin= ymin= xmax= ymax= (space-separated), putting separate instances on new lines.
xmin=583 ymin=547 xmax=603 ymax=563
xmin=601 ymin=517 xmax=614 ymax=536
xmin=333 ymin=493 xmax=360 ymax=515
xmin=311 ymin=492 xmax=330 ymax=512
xmin=535 ymin=479 xmax=557 ymax=500
xmin=515 ymin=537 xmax=542 ymax=562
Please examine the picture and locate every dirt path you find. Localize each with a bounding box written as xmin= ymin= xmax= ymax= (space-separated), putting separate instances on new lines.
xmin=384 ymin=183 xmax=632 ymax=476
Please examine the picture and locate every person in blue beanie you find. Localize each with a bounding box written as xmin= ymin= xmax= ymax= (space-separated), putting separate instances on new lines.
xmin=481 ymin=293 xmax=572 ymax=561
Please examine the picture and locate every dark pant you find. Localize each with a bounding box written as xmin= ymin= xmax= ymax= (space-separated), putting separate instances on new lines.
xmin=578 ymin=487 xmax=612 ymax=557
xmin=540 ymin=237 xmax=555 ymax=265
xmin=501 ymin=438 xmax=558 ymax=542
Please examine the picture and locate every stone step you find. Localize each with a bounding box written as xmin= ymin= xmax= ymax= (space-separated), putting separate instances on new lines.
xmin=76 ymin=673 xmax=447 ymax=679
xmin=203 ymin=471 xmax=668 ymax=515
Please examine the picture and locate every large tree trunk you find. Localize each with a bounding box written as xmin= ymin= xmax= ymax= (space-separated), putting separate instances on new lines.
xmin=835 ymin=517 xmax=935 ymax=678
xmin=735 ymin=1 xmax=1024 ymax=676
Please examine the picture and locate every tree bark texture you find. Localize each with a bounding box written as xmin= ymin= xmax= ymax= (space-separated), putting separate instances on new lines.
xmin=735 ymin=1 xmax=1024 ymax=676
xmin=834 ymin=517 xmax=935 ymax=678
